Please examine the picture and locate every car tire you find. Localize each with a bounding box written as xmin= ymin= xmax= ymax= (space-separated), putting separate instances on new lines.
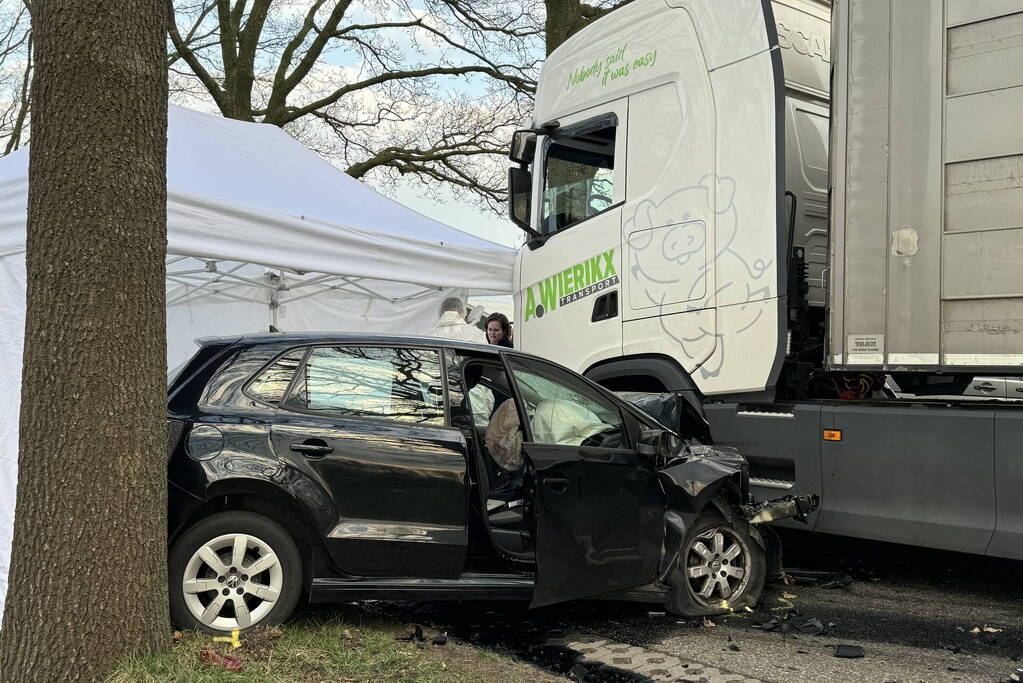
xmin=169 ymin=511 xmax=303 ymax=633
xmin=666 ymin=504 xmax=765 ymax=617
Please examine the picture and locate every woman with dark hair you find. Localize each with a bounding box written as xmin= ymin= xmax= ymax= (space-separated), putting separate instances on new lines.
xmin=485 ymin=312 xmax=513 ymax=348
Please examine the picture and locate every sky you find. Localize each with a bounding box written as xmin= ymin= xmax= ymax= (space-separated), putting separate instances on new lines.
xmin=394 ymin=181 xmax=524 ymax=249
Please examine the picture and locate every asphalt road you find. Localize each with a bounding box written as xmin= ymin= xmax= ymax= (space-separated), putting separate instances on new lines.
xmin=400 ymin=530 xmax=1023 ymax=682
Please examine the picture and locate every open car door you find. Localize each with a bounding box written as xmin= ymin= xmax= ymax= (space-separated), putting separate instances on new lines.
xmin=504 ymin=355 xmax=664 ymax=607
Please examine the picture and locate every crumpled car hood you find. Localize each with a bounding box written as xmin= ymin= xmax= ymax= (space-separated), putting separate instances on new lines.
xmin=657 ymin=444 xmax=747 ymax=498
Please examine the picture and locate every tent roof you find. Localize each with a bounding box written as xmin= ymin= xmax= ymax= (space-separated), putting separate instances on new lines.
xmin=0 ymin=105 xmax=515 ymax=293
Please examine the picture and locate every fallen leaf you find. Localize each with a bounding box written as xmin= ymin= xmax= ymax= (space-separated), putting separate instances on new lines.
xmin=703 ymin=618 xmax=716 ymax=628
xmin=983 ymin=625 xmax=1003 ymax=633
xmin=970 ymin=627 xmax=981 ymax=634
xmin=172 ymin=631 xmax=183 ymax=642
xmin=783 ymin=592 xmax=797 ymax=599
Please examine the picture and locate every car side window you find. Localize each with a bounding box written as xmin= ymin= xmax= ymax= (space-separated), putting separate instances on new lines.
xmin=506 ymin=357 xmax=627 ymax=449
xmin=285 ymin=346 xmax=445 ymax=425
xmin=245 ymin=349 xmax=307 ymax=405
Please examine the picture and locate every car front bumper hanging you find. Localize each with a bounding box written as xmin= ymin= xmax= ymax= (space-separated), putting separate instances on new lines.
xmin=742 ymin=494 xmax=820 ymax=525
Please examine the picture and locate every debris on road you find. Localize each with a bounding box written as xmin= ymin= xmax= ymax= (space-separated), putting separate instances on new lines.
xmin=799 ymin=618 xmax=827 ymax=636
xmin=833 ymin=644 xmax=865 ymax=659
xmin=199 ymin=648 xmax=244 ymax=672
xmin=398 ymin=624 xmax=428 ymax=644
xmin=783 ymin=568 xmax=854 ymax=589
xmin=820 ymin=574 xmax=854 ymax=589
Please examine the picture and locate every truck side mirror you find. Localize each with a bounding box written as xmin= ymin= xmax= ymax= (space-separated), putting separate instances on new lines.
xmin=509 ymin=129 xmax=537 ymax=164
xmin=508 ymin=167 xmax=539 ymax=238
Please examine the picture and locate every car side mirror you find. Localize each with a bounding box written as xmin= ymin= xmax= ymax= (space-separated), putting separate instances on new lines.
xmin=638 ymin=428 xmax=681 ymax=459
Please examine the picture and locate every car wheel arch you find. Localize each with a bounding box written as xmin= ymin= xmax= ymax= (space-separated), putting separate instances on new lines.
xmin=173 ymin=480 xmax=331 ymax=592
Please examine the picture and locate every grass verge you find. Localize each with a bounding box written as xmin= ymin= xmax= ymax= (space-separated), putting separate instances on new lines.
xmin=106 ymin=606 xmax=560 ymax=683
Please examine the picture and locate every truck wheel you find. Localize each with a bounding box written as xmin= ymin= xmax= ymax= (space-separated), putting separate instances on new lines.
xmin=169 ymin=511 xmax=303 ymax=633
xmin=667 ymin=507 xmax=765 ymax=617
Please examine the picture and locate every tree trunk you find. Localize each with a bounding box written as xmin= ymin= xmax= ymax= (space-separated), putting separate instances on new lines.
xmin=0 ymin=0 xmax=170 ymax=680
xmin=545 ymin=0 xmax=588 ymax=55
xmin=545 ymin=1 xmax=633 ymax=55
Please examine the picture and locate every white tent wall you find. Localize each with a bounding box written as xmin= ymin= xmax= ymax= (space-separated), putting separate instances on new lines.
xmin=0 ymin=253 xmax=25 ymax=619
xmin=0 ymin=106 xmax=515 ymax=624
xmin=166 ymin=268 xmax=466 ymax=368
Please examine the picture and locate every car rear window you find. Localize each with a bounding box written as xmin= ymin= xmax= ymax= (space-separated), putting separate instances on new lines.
xmin=285 ymin=346 xmax=445 ymax=425
xmin=246 ymin=349 xmax=307 ymax=405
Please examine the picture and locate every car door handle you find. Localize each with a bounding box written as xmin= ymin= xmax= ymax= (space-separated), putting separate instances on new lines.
xmin=290 ymin=440 xmax=333 ymax=457
xmin=542 ymin=477 xmax=570 ymax=493
xmin=1015 ymin=387 xmax=1023 ymax=393
xmin=973 ymin=384 xmax=996 ymax=392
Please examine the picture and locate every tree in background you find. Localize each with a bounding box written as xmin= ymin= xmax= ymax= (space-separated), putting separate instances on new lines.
xmin=166 ymin=0 xmax=543 ymax=207
xmin=0 ymin=0 xmax=31 ymax=154
xmin=543 ymin=0 xmax=631 ymax=55
xmin=0 ymin=0 xmax=169 ymax=680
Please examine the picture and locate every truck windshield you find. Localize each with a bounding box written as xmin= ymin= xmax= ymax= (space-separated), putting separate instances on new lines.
xmin=541 ymin=125 xmax=616 ymax=234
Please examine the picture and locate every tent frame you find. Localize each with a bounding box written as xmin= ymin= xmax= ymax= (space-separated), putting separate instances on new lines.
xmin=165 ymin=255 xmax=442 ymax=328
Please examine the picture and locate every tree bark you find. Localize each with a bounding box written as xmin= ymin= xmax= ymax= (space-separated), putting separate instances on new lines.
xmin=0 ymin=0 xmax=170 ymax=680
xmin=544 ymin=0 xmax=633 ymax=55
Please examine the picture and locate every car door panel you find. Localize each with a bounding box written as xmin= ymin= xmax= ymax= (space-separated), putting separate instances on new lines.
xmin=271 ymin=344 xmax=469 ymax=578
xmin=526 ymin=443 xmax=664 ymax=607
xmin=504 ymin=355 xmax=664 ymax=607
xmin=271 ymin=415 xmax=469 ymax=578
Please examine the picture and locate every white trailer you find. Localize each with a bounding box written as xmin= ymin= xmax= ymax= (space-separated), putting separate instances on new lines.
xmin=508 ymin=0 xmax=1023 ymax=559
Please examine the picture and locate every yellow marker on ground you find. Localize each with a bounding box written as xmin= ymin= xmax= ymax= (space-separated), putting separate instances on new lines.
xmin=213 ymin=628 xmax=241 ymax=648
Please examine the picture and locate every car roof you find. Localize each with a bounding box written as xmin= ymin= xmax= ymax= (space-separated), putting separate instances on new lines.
xmin=196 ymin=331 xmax=520 ymax=358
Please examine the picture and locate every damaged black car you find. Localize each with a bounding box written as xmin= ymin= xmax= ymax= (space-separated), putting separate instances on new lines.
xmin=166 ymin=334 xmax=817 ymax=633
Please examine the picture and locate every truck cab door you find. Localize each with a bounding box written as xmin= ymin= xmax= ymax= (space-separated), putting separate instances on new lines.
xmin=504 ymin=354 xmax=663 ymax=607
xmin=515 ymin=99 xmax=628 ymax=376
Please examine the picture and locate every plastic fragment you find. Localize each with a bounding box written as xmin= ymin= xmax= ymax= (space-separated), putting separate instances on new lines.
xmin=833 ymin=644 xmax=864 ymax=659
xmin=200 ymin=649 xmax=244 ymax=672
xmin=820 ymin=575 xmax=853 ymax=589
xmin=799 ymin=618 xmax=826 ymax=636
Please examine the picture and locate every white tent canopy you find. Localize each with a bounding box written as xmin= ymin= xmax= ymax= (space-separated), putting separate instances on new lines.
xmin=0 ymin=105 xmax=515 ymax=621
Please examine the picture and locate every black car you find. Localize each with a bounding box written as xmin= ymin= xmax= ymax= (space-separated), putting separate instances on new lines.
xmin=167 ymin=333 xmax=815 ymax=633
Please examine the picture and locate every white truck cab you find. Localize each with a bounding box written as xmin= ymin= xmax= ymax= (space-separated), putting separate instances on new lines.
xmin=511 ymin=0 xmax=830 ymax=399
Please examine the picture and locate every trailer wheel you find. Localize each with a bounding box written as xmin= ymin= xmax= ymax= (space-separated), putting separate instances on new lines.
xmin=666 ymin=507 xmax=765 ymax=617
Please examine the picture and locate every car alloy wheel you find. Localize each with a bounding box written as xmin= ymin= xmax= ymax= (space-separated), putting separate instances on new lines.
xmin=683 ymin=525 xmax=752 ymax=608
xmin=181 ymin=532 xmax=283 ymax=631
